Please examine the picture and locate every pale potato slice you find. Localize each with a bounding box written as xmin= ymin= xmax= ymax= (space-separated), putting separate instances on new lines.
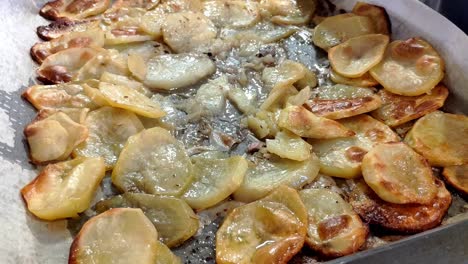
xmin=162 ymin=12 xmax=217 ymax=53
xmin=362 ymin=142 xmax=438 ymax=204
xmin=75 ymin=49 xmax=129 ymax=81
xmin=370 ymin=37 xmax=445 ymax=96
xmin=442 ymin=164 xmax=468 ymax=195
xmin=73 ymin=107 xmax=144 ymax=169
xmin=203 ymin=0 xmax=260 ymax=28
xmin=140 ymin=8 xmax=166 ymax=38
xmin=233 ymin=154 xmax=320 ymax=202
xmin=352 ymin=2 xmax=391 ymax=35
xmin=25 ymin=112 xmax=88 ymax=164
xmin=306 ymin=84 xmax=382 ymax=120
xmin=37 ymin=19 xmax=101 ymax=41
xmin=37 ymin=108 xmax=90 ymax=124
xmin=372 ymin=85 xmax=448 ymax=127
xmin=157 ymin=0 xmax=202 ymax=13
xmin=309 ymin=115 xmax=399 ymax=179
xmin=299 ymin=189 xmax=367 ymax=257
xmin=259 ymin=0 xmax=316 ymax=25
xmin=95 ymin=193 xmax=198 ymax=247
xmin=262 ymin=60 xmax=317 ymax=90
xmin=99 ymin=82 xmax=165 ymax=118
xmin=404 ymin=111 xmax=468 ymax=166
xmin=100 ymin=71 xmax=152 ymax=97
xmin=155 ymin=241 xmax=182 ymax=264
xmin=227 ymin=87 xmax=255 ymax=114
xmin=68 ymin=208 xmax=158 ymax=264
xmin=247 ymin=110 xmax=280 ymax=139
xmin=40 ymin=0 xmax=111 ymax=20
xmin=330 ymin=69 xmax=378 ymax=87
xmin=329 ymin=34 xmax=389 ymax=78
xmin=221 ymin=21 xmax=298 ymax=44
xmin=182 ymin=156 xmax=248 ymax=210
xmin=266 ymin=130 xmax=312 ymax=161
xmin=112 ymin=0 xmax=160 ymax=10
xmin=194 ymin=76 xmax=228 ymax=115
xmin=139 ymin=53 xmax=216 ymax=90
xmin=112 ymin=127 xmax=194 ymax=196
xmin=260 ymin=85 xmax=298 ymax=111
xmin=312 ymin=14 xmax=376 ymax=51
xmin=287 ymin=86 xmax=312 ymax=106
xmin=102 ymin=8 xmax=154 ymax=45
xmin=278 ymin=105 xmax=355 ymax=139
xmin=21 ymin=157 xmax=105 ymax=220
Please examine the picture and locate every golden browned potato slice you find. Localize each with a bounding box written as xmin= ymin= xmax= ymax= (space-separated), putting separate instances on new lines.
xmin=203 ymin=0 xmax=260 ymax=28
xmin=372 ymin=85 xmax=449 ymax=127
xmin=362 ymin=142 xmax=438 ymax=204
xmin=312 ymin=14 xmax=375 ymax=51
xmin=309 ymin=115 xmax=399 ymax=179
xmin=99 ymin=82 xmax=166 ymax=118
xmin=266 ymin=130 xmax=312 ymax=161
xmin=370 ymin=37 xmax=445 ymax=96
xmin=182 ymin=156 xmax=248 ymax=210
xmin=329 ymin=34 xmax=389 ymax=78
xmin=112 ymin=127 xmax=194 ymax=196
xmin=217 ymin=186 xmax=307 ymax=264
xmin=404 ymin=111 xmax=468 ymax=166
xmin=306 ymin=84 xmax=382 ymax=120
xmin=112 ymin=0 xmax=160 ymax=10
xmin=278 ymin=105 xmax=355 ymax=139
xmin=346 ymin=179 xmax=452 ymax=233
xmin=21 ymin=157 xmax=105 ymax=220
xmin=95 ymin=193 xmax=199 ymax=247
xmin=37 ymin=18 xmax=101 ymax=41
xmin=259 ymin=0 xmax=316 ymax=25
xmin=75 ymin=50 xmax=129 ymax=81
xmin=40 ymin=0 xmax=111 ymax=21
xmin=233 ymin=154 xmax=319 ymax=202
xmin=25 ymin=112 xmax=88 ymax=164
xmin=68 ymin=208 xmax=159 ymax=264
xmin=299 ymin=189 xmax=368 ymax=257
xmin=262 ymin=60 xmax=317 ymax=90
xmin=352 ymin=2 xmax=391 ymax=35
xmin=442 ymin=164 xmax=468 ymax=195
xmin=330 ymin=69 xmax=378 ymax=87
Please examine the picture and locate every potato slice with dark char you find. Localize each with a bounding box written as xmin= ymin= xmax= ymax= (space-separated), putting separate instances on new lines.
xmin=352 ymin=2 xmax=391 ymax=35
xmin=259 ymin=0 xmax=316 ymax=25
xmin=300 ymin=189 xmax=368 ymax=257
xmin=21 ymin=157 xmax=105 ymax=220
xmin=372 ymin=85 xmax=449 ymax=127
xmin=404 ymin=111 xmax=468 ymax=166
xmin=362 ymin=142 xmax=438 ymax=204
xmin=345 ymin=179 xmax=452 ymax=233
xmin=442 ymin=164 xmax=468 ymax=195
xmin=330 ymin=69 xmax=378 ymax=87
xmin=40 ymin=0 xmax=111 ymax=21
xmin=95 ymin=193 xmax=199 ymax=247
xmin=69 ymin=208 xmax=159 ymax=264
xmin=37 ymin=18 xmax=100 ymax=41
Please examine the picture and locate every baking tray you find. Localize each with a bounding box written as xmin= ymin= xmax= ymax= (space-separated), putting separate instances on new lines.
xmin=0 ymin=0 xmax=467 ymax=263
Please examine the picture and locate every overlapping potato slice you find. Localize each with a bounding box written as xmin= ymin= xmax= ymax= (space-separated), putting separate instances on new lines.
xmin=112 ymin=0 xmax=160 ymax=10
xmin=40 ymin=0 xmax=111 ymax=20
xmin=312 ymin=14 xmax=376 ymax=51
xmin=247 ymin=110 xmax=281 ymax=139
xmin=266 ymin=130 xmax=312 ymax=161
xmin=69 ymin=208 xmax=159 ymax=264
xmin=95 ymin=193 xmax=199 ymax=247
xmin=25 ymin=112 xmax=88 ymax=164
xmin=330 ymin=69 xmax=378 ymax=87
xmin=37 ymin=108 xmax=90 ymax=124
xmin=21 ymin=157 xmax=105 ymax=220
xmin=442 ymin=164 xmax=468 ymax=195
xmin=233 ymin=154 xmax=319 ymax=202
xmin=217 ymin=186 xmax=307 ymax=264
xmin=37 ymin=19 xmax=101 ymax=41
xmin=75 ymin=49 xmax=129 ymax=81
xmin=112 ymin=127 xmax=194 ymax=196
xmin=259 ymin=0 xmax=316 ymax=25
xmin=346 ymin=179 xmax=452 ymax=233
xmin=352 ymin=2 xmax=391 ymax=35
xmin=192 ymin=76 xmax=229 ymax=116
xmin=262 ymin=60 xmax=317 ymax=90
xmin=155 ymin=241 xmax=182 ymax=264
xmin=404 ymin=111 xmax=468 ymax=166
xmin=278 ymin=105 xmax=355 ymax=139
xmin=309 ymin=115 xmax=399 ymax=178
xmin=100 ymin=71 xmax=152 ymax=97
xmin=260 ymin=85 xmax=298 ymax=111
xmin=99 ymin=82 xmax=165 ymax=118
xmin=103 ymin=8 xmax=155 ymax=45
xmin=221 ymin=21 xmax=298 ymax=44
xmin=73 ymin=107 xmax=144 ymax=169
xmin=362 ymin=142 xmax=438 ymax=204
xmin=227 ymin=86 xmax=255 ymax=114
xmin=203 ymin=0 xmax=260 ymax=28
xmin=182 ymin=156 xmax=248 ymax=210
xmin=306 ymin=84 xmax=382 ymax=120
xmin=299 ymin=189 xmax=367 ymax=257
xmin=369 ymin=37 xmax=445 ymax=96
xmin=372 ymin=85 xmax=449 ymax=127
xmin=329 ymin=34 xmax=389 ymax=78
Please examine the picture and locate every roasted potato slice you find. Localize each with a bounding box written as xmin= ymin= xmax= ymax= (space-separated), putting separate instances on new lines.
xmin=442 ymin=164 xmax=468 ymax=195
xmin=21 ymin=157 xmax=105 ymax=220
xmin=233 ymin=154 xmax=320 ymax=202
xmin=299 ymin=189 xmax=367 ymax=257
xmin=404 ymin=111 xmax=468 ymax=166
xmin=352 ymin=2 xmax=391 ymax=35
xmin=266 ymin=130 xmax=312 ymax=161
xmin=69 ymin=208 xmax=159 ymax=264
xmin=112 ymin=127 xmax=194 ymax=196
xmin=330 ymin=69 xmax=378 ymax=87
xmin=346 ymin=179 xmax=452 ymax=233
xmin=312 ymin=14 xmax=376 ymax=51
xmin=309 ymin=115 xmax=399 ymax=179
xmin=306 ymin=84 xmax=382 ymax=120
xmin=262 ymin=60 xmax=317 ymax=90
xmin=112 ymin=0 xmax=160 ymax=10
xmin=362 ymin=142 xmax=438 ymax=204
xmin=370 ymin=37 xmax=445 ymax=96
xmin=182 ymin=156 xmax=248 ymax=210
xmin=100 ymin=71 xmax=152 ymax=97
xmin=40 ymin=0 xmax=111 ymax=20
xmin=329 ymin=34 xmax=389 ymax=78
xmin=203 ymin=0 xmax=260 ymax=28
xmin=25 ymin=112 xmax=88 ymax=164
xmin=75 ymin=49 xmax=129 ymax=81
xmin=372 ymin=85 xmax=449 ymax=127
xmin=95 ymin=193 xmax=198 ymax=247
xmin=103 ymin=8 xmax=155 ymax=45
xmin=259 ymin=0 xmax=316 ymax=25
xmin=37 ymin=18 xmax=101 ymax=41
xmin=278 ymin=105 xmax=355 ymax=139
